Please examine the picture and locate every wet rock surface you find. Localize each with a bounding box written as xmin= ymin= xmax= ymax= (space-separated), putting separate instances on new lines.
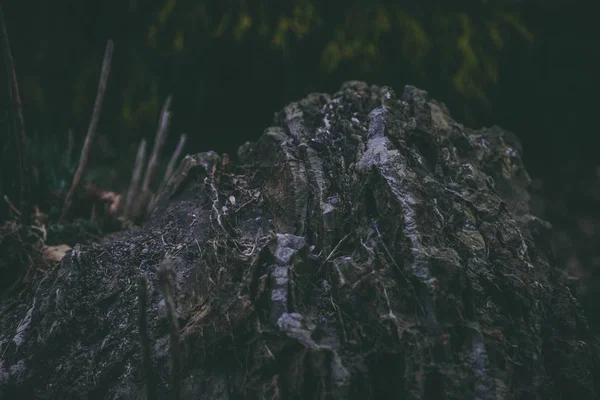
xmin=1 ymin=82 xmax=598 ymax=399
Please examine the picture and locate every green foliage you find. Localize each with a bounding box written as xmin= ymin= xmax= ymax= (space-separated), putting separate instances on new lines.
xmin=448 ymin=10 xmax=533 ymax=100
xmin=271 ymin=1 xmax=321 ymax=49
xmin=136 ymin=0 xmax=533 ymax=102
xmin=10 ymin=0 xmax=535 ymax=140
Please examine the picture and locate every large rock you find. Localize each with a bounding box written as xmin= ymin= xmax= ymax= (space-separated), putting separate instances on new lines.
xmin=1 ymin=82 xmax=598 ymax=399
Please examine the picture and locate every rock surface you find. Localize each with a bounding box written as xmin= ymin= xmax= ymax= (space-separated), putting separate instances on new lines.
xmin=1 ymin=82 xmax=598 ymax=399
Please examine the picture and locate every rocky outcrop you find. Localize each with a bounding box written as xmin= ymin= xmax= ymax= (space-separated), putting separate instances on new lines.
xmin=1 ymin=82 xmax=598 ymax=399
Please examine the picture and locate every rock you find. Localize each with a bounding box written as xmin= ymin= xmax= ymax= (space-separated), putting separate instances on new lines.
xmin=1 ymin=82 xmax=598 ymax=399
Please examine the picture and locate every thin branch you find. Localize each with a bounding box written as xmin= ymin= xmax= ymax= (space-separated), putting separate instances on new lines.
xmin=163 ymin=133 xmax=186 ymax=184
xmin=60 ymin=40 xmax=114 ymax=221
xmin=158 ymin=258 xmax=181 ymax=400
xmin=0 ymin=5 xmax=30 ymax=211
xmin=124 ymin=139 xmax=147 ymax=218
xmin=137 ymin=275 xmax=158 ymax=400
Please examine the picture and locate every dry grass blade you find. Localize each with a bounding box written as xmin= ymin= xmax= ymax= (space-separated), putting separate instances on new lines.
xmin=316 ymin=232 xmax=351 ymax=275
xmin=163 ymin=133 xmax=187 ymax=184
xmin=142 ymin=95 xmax=172 ymax=194
xmin=60 ymin=40 xmax=114 ymax=222
xmin=3 ymin=195 xmax=21 ymax=217
xmin=0 ymin=5 xmax=31 ymax=211
xmin=137 ymin=95 xmax=172 ymax=218
xmin=124 ymin=139 xmax=147 ymax=218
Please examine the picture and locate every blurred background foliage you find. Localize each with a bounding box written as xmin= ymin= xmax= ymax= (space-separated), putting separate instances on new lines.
xmin=5 ymin=0 xmax=543 ymax=164
xmin=1 ymin=0 xmax=599 ymax=316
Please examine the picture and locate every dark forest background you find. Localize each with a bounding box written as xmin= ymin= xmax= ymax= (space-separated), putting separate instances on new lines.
xmin=1 ymin=0 xmax=599 ymax=327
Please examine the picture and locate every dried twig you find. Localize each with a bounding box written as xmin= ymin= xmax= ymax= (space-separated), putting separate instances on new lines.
xmin=158 ymin=258 xmax=181 ymax=400
xmin=3 ymin=195 xmax=21 ymax=217
xmin=163 ymin=133 xmax=186 ymax=184
xmin=316 ymin=232 xmax=351 ymax=275
xmin=142 ymin=95 xmax=172 ymax=193
xmin=138 ymin=275 xmax=158 ymax=400
xmin=124 ymin=139 xmax=147 ymax=218
xmin=60 ymin=40 xmax=114 ymax=221
xmin=0 ymin=5 xmax=30 ymax=211
xmin=137 ymin=95 xmax=172 ymax=218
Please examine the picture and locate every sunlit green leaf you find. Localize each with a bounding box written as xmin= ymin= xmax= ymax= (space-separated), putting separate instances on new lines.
xmin=486 ymin=21 xmax=504 ymax=49
xmin=272 ymin=17 xmax=291 ymax=49
xmin=396 ymin=10 xmax=431 ymax=65
xmin=158 ymin=0 xmax=176 ymax=26
xmin=234 ymin=13 xmax=253 ymax=41
xmin=322 ymin=41 xmax=342 ymax=72
xmin=499 ymin=12 xmax=534 ymax=43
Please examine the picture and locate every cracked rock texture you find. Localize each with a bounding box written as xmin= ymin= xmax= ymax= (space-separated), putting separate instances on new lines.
xmin=1 ymin=81 xmax=599 ymax=399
